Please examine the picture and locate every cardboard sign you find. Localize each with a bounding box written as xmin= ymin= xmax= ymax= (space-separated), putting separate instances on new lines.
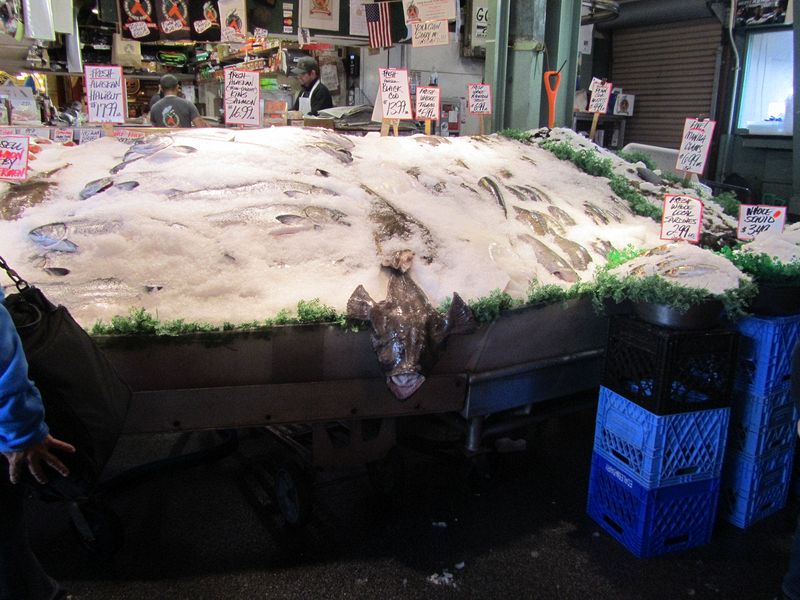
xmin=84 ymin=65 xmax=126 ymax=124
xmin=224 ymin=69 xmax=261 ymax=126
xmin=676 ymin=118 xmax=716 ymax=174
xmin=661 ymin=194 xmax=703 ymax=243
xmin=467 ymin=83 xmax=492 ymax=115
xmin=402 ymin=0 xmax=456 ymax=24
xmin=411 ymin=19 xmax=448 ymax=47
xmin=588 ymin=82 xmax=613 ymax=114
xmin=415 ymin=86 xmax=440 ymax=120
xmin=53 ymin=128 xmax=74 ymax=143
xmin=737 ymin=204 xmax=787 ymax=240
xmin=113 ymin=128 xmax=148 ymax=143
xmin=0 ymin=135 xmax=29 ymax=180
xmin=378 ymin=68 xmax=413 ymax=120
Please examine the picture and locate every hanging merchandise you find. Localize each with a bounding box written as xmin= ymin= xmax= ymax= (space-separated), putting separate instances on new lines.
xmin=218 ymin=0 xmax=247 ymax=43
xmin=21 ymin=0 xmax=55 ymax=41
xmin=118 ymin=0 xmax=160 ymax=42
xmin=189 ymin=0 xmax=221 ymax=42
xmin=156 ymin=0 xmax=191 ymax=41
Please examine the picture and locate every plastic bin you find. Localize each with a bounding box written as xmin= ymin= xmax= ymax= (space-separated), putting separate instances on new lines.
xmin=734 ymin=314 xmax=800 ymax=397
xmin=602 ymin=316 xmax=738 ymax=415
xmin=593 ymin=386 xmax=729 ymax=488
xmin=728 ymin=393 xmax=796 ymax=459
xmin=587 ymin=452 xmax=720 ymax=558
xmin=719 ymin=446 xmax=795 ymax=529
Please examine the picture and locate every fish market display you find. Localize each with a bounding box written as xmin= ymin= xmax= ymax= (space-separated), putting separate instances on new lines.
xmin=1 ymin=126 xmax=743 ymax=328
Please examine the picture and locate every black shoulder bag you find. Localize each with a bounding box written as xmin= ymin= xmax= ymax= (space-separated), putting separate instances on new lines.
xmin=1 ymin=255 xmax=131 ymax=500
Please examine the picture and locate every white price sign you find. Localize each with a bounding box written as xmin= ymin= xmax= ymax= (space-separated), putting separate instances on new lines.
xmin=676 ymin=118 xmax=716 ymax=175
xmin=660 ymin=194 xmax=704 ymax=243
xmin=415 ymin=86 xmax=440 ymax=120
xmin=467 ymin=83 xmax=492 ymax=115
xmin=224 ymin=69 xmax=261 ymax=126
xmin=411 ymin=20 xmax=449 ymax=47
xmin=84 ymin=64 xmax=126 ymax=124
xmin=588 ymin=82 xmax=612 ymax=114
xmin=0 ymin=135 xmax=29 ymax=180
xmin=379 ymin=68 xmax=413 ymax=120
xmin=737 ymin=204 xmax=787 ymax=241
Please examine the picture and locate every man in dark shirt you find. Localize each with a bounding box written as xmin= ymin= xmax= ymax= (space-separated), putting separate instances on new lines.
xmin=150 ymin=74 xmax=208 ymax=128
xmin=291 ymin=56 xmax=333 ymax=117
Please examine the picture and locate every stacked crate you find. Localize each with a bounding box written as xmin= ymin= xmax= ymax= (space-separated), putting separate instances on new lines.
xmin=719 ymin=313 xmax=800 ymax=528
xmin=587 ymin=316 xmax=738 ymax=558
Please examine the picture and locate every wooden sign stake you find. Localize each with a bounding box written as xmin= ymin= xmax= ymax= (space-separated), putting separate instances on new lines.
xmin=424 ymin=119 xmax=432 ymax=135
xmin=682 ymin=170 xmax=693 ymax=186
xmin=589 ymin=112 xmax=601 ymax=140
xmin=392 ymin=119 xmax=399 ymax=136
xmin=380 ymin=118 xmax=390 ymax=137
xmin=479 ymin=116 xmax=486 ymax=135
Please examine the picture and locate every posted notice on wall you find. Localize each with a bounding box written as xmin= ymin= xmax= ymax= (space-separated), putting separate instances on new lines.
xmin=379 ymin=68 xmax=413 ymax=120
xmin=467 ymin=83 xmax=492 ymax=115
xmin=84 ymin=65 xmax=126 ymax=123
xmin=737 ymin=204 xmax=787 ymax=240
xmin=415 ymin=86 xmax=440 ymax=120
xmin=0 ymin=135 xmax=29 ymax=180
xmin=676 ymin=118 xmax=716 ymax=174
xmin=224 ymin=68 xmax=261 ymax=126
xmin=588 ymin=82 xmax=613 ymax=114
xmin=661 ymin=194 xmax=703 ymax=243
xmin=411 ymin=20 xmax=449 ymax=47
xmin=402 ymin=0 xmax=456 ymax=23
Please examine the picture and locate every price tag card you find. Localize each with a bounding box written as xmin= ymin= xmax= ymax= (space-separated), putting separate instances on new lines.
xmin=0 ymin=135 xmax=29 ymax=180
xmin=467 ymin=83 xmax=492 ymax=115
xmin=660 ymin=194 xmax=703 ymax=243
xmin=15 ymin=127 xmax=51 ymax=139
xmin=737 ymin=204 xmax=787 ymax=241
xmin=676 ymin=118 xmax=716 ymax=174
xmin=53 ymin=128 xmax=74 ymax=143
xmin=415 ymin=86 xmax=440 ymax=120
xmin=224 ymin=68 xmax=261 ymax=126
xmin=84 ymin=65 xmax=126 ymax=124
xmin=77 ymin=128 xmax=104 ymax=144
xmin=411 ymin=20 xmax=449 ymax=47
xmin=113 ymin=128 xmax=148 ymax=143
xmin=588 ymin=82 xmax=613 ymax=114
xmin=379 ymin=68 xmax=413 ymax=120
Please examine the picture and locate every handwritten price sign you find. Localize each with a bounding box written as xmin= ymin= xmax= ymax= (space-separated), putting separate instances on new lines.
xmin=224 ymin=68 xmax=261 ymax=126
xmin=415 ymin=86 xmax=440 ymax=120
xmin=737 ymin=204 xmax=787 ymax=241
xmin=676 ymin=118 xmax=716 ymax=174
xmin=0 ymin=136 xmax=29 ymax=180
xmin=467 ymin=83 xmax=492 ymax=115
xmin=412 ymin=20 xmax=449 ymax=47
xmin=379 ymin=68 xmax=413 ymax=120
xmin=588 ymin=82 xmax=613 ymax=114
xmin=661 ymin=194 xmax=704 ymax=243
xmin=84 ymin=65 xmax=126 ymax=124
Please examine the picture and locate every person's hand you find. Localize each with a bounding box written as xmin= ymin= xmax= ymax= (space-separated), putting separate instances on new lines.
xmin=2 ymin=435 xmax=76 ymax=485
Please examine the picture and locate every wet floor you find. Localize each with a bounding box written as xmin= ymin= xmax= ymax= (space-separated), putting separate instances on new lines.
xmin=27 ymin=398 xmax=796 ymax=599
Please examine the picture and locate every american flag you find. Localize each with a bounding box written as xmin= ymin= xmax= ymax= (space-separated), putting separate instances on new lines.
xmin=365 ymin=2 xmax=392 ymax=49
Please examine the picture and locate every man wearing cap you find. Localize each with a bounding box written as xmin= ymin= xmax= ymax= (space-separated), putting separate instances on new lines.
xmin=291 ymin=56 xmax=333 ymax=116
xmin=150 ymin=74 xmax=208 ymax=128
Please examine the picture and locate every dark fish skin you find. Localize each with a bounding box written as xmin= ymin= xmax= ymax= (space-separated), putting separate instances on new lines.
xmin=513 ymin=206 xmax=564 ymax=236
xmin=363 ymin=185 xmax=438 ymax=263
xmin=315 ymin=169 xmax=330 ymax=177
xmin=552 ymin=234 xmax=592 ymax=271
xmin=306 ymin=143 xmax=353 ymax=164
xmin=276 ymin=214 xmax=305 ymax=225
xmin=114 ymin=181 xmax=140 ymax=191
xmin=478 ymin=176 xmax=508 ymax=218
xmin=547 ymin=205 xmax=577 ymax=227
xmin=79 ymin=177 xmax=114 ymax=200
xmin=583 ymin=202 xmax=622 ymax=225
xmin=517 ymin=184 xmax=552 ymax=204
xmin=504 ymin=185 xmax=528 ymax=203
xmin=0 ymin=166 xmax=69 ymax=220
xmin=415 ymin=136 xmax=450 ymax=146
xmin=44 ymin=267 xmax=70 ymax=276
xmin=517 ymin=234 xmax=579 ymax=283
xmin=347 ymin=252 xmax=475 ymax=400
xmin=591 ymin=239 xmax=614 ymax=258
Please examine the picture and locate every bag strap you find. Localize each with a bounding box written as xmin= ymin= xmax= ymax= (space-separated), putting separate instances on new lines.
xmin=0 ymin=254 xmax=31 ymax=292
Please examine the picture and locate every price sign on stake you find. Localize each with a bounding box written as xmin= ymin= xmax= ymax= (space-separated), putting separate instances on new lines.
xmin=224 ymin=68 xmax=261 ymax=126
xmin=676 ymin=118 xmax=716 ymax=175
xmin=415 ymin=86 xmax=440 ymax=121
xmin=84 ymin=65 xmax=126 ymax=124
xmin=661 ymin=194 xmax=703 ymax=243
xmin=467 ymin=83 xmax=492 ymax=115
xmin=379 ymin=68 xmax=413 ymax=120
xmin=737 ymin=204 xmax=787 ymax=241
xmin=0 ymin=135 xmax=29 ymax=180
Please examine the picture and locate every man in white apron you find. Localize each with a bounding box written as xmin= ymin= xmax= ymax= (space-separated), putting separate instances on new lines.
xmin=291 ymin=56 xmax=334 ymax=116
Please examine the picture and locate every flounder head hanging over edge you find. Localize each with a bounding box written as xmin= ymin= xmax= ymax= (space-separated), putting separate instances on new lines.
xmin=347 ymin=250 xmax=476 ymax=400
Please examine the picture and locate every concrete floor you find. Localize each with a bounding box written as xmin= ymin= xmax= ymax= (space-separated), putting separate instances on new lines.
xmin=27 ymin=400 xmax=796 ymax=600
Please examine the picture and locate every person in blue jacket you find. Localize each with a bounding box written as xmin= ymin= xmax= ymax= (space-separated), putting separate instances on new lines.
xmin=1 ymin=288 xmax=76 ymax=600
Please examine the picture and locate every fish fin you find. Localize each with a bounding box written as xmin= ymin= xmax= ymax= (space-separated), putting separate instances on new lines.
xmin=446 ymin=293 xmax=477 ymax=335
xmin=347 ymin=285 xmax=376 ymax=321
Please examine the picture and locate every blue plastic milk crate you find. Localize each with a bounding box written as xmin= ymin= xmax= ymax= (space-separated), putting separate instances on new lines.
xmin=720 ymin=446 xmax=795 ymax=529
xmin=587 ymin=452 xmax=720 ymax=558
xmin=593 ymin=386 xmax=729 ymax=488
xmin=728 ymin=390 xmax=796 ymax=459
xmin=734 ymin=314 xmax=800 ymax=397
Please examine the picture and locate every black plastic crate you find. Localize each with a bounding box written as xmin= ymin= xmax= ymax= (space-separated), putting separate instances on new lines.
xmin=602 ymin=316 xmax=738 ymax=415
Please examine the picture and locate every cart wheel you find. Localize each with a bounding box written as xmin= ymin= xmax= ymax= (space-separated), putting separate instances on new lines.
xmin=69 ymin=500 xmax=124 ymax=558
xmin=273 ymin=462 xmax=313 ymax=529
